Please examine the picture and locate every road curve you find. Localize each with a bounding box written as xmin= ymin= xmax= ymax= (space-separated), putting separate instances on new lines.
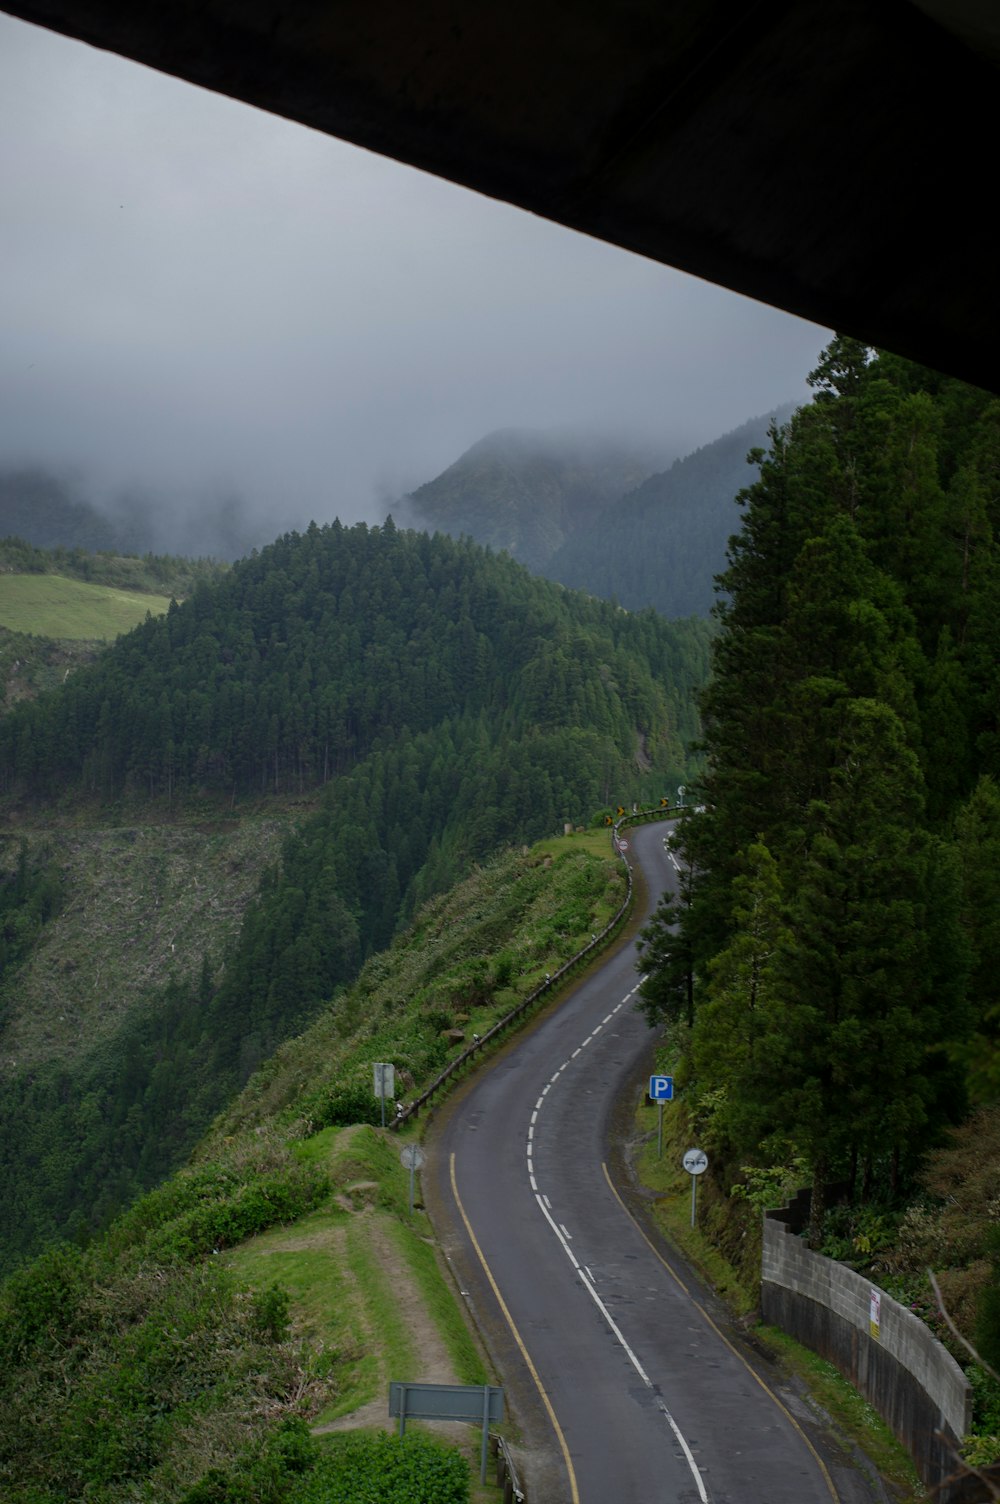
xmin=425 ymin=820 xmax=881 ymax=1504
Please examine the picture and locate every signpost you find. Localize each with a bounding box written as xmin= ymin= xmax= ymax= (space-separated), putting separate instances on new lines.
xmin=683 ymin=1147 xmax=708 ymax=1227
xmin=389 ymin=1382 xmax=504 ymax=1482
xmin=400 ymin=1143 xmax=425 ymax=1214
xmin=649 ymin=1074 xmax=674 ymax=1159
xmin=373 ymin=1062 xmax=395 ymax=1128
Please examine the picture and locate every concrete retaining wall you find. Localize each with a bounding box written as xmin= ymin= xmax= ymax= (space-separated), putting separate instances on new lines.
xmin=762 ymin=1193 xmax=971 ymax=1496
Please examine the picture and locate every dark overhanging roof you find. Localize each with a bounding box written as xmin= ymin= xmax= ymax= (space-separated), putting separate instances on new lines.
xmin=4 ymin=0 xmax=998 ymax=390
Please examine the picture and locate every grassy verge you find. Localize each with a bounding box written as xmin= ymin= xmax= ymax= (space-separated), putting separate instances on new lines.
xmin=632 ymin=1101 xmax=754 ymax=1315
xmin=227 ymin=1123 xmax=504 ymax=1501
xmin=759 ymin=1325 xmax=927 ymax=1500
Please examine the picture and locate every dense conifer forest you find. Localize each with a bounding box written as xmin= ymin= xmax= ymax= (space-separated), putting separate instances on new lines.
xmin=0 ymin=520 xmax=710 ymax=1269
xmin=0 ymin=519 xmax=707 ymax=806
xmin=639 ymin=339 xmax=1000 ymax=1241
xmin=546 ymin=408 xmax=794 ymax=617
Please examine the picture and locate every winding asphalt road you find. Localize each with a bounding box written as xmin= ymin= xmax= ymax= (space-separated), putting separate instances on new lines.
xmin=425 ymin=820 xmax=884 ymax=1504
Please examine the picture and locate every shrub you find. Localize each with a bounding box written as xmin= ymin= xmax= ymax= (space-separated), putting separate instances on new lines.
xmin=303 ymin=1081 xmax=383 ymax=1131
xmin=291 ymin=1431 xmax=469 ymax=1504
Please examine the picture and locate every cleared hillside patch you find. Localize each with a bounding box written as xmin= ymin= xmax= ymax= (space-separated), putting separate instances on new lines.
xmin=0 ymin=571 xmax=172 ymax=639
xmin=0 ymin=815 xmax=291 ymax=1072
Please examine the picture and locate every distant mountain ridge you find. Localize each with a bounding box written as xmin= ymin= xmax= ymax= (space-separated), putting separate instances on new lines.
xmin=394 ymin=408 xmax=798 ymax=618
xmin=0 ymin=466 xmax=269 ymax=561
xmin=547 ymin=405 xmax=797 ymax=618
xmin=0 ymin=469 xmax=123 ymax=553
xmin=395 ymin=427 xmax=674 ymax=572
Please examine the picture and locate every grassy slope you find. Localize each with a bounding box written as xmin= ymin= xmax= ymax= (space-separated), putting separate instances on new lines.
xmin=0 ymin=573 xmax=172 ymax=640
xmin=0 ymin=833 xmax=627 ymax=1504
xmin=216 ymin=835 xmax=628 ymax=1501
xmin=208 ymin=832 xmax=624 ymax=1139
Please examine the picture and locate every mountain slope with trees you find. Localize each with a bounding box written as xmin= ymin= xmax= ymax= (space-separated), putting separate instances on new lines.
xmin=394 ymin=411 xmax=798 ymax=620
xmin=0 ymin=834 xmax=626 ymax=1503
xmin=639 ymin=340 xmax=1000 ymax=1242
xmin=546 ymin=407 xmax=795 ymax=617
xmin=395 ymin=428 xmax=671 ymax=571
xmin=0 ymin=520 xmax=711 ymax=1270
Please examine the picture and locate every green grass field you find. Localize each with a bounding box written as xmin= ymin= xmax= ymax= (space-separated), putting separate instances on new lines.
xmin=0 ymin=573 xmax=172 ymax=640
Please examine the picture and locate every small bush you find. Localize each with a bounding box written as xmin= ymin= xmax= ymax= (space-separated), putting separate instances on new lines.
xmin=181 ymin=1419 xmax=318 ymax=1503
xmin=291 ymin=1431 xmax=469 ymax=1504
xmin=146 ymin=1164 xmax=330 ymax=1261
xmin=304 ymin=1081 xmax=383 ymax=1131
xmin=251 ymin=1282 xmax=292 ymax=1343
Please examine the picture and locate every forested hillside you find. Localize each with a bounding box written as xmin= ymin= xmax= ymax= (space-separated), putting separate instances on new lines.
xmin=0 ymin=519 xmax=707 ymax=806
xmin=394 ymin=411 xmax=798 ymax=620
xmin=0 ymin=520 xmax=711 ymax=1269
xmin=546 ymin=407 xmax=794 ymax=617
xmin=395 ymin=428 xmax=669 ymax=571
xmin=640 ymin=339 xmax=1000 ymax=1242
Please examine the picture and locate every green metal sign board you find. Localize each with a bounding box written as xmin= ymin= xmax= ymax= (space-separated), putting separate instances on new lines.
xmin=388 ymin=1381 xmax=504 ymax=1482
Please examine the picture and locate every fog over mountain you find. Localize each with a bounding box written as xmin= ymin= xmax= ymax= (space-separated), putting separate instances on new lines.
xmin=0 ymin=13 xmax=828 ymax=547
xmin=395 ymin=427 xmax=676 ymax=571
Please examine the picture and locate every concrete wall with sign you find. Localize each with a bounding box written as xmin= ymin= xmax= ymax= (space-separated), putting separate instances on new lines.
xmin=761 ymin=1191 xmax=971 ymax=1497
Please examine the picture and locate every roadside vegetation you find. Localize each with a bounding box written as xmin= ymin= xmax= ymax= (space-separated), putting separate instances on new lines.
xmin=0 ymin=831 xmax=625 ymax=1502
xmin=636 ymin=340 xmax=1000 ymax=1467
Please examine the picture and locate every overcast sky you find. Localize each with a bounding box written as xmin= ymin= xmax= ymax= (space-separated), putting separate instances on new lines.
xmin=0 ymin=11 xmax=830 ymax=541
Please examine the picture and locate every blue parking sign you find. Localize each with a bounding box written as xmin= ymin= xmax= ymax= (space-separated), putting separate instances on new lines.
xmin=649 ymin=1074 xmax=674 ymax=1101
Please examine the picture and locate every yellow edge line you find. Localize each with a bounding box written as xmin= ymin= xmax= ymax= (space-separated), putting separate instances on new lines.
xmin=449 ymin=1152 xmax=580 ymax=1504
xmin=601 ymin=1162 xmax=841 ymax=1504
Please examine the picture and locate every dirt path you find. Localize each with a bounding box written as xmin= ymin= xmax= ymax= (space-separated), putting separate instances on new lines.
xmin=311 ymin=1209 xmax=467 ymax=1441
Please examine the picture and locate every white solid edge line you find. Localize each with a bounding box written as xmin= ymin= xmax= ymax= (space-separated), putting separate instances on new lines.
xmin=533 ymin=1189 xmax=709 ymax=1504
xmin=527 ymin=992 xmax=709 ymax=1504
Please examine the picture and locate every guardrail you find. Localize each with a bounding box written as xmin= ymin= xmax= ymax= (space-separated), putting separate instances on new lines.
xmin=390 ymin=873 xmax=627 ymax=1124
xmin=490 ymin=1432 xmax=525 ymax=1502
xmin=391 ymin=805 xmax=675 ymax=1128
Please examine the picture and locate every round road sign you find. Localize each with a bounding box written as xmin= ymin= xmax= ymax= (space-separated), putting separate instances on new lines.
xmin=400 ymin=1146 xmax=426 ymax=1171
xmin=682 ymin=1148 xmax=708 ymax=1176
